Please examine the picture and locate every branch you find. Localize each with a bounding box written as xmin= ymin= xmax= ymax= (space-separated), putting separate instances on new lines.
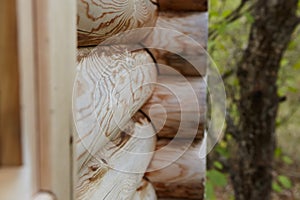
xmin=222 ymin=69 xmax=235 ymax=80
xmin=209 ymin=0 xmax=254 ymax=40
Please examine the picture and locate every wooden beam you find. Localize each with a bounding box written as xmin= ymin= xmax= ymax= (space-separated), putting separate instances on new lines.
xmin=143 ymin=12 xmax=208 ymax=76
xmin=0 ymin=0 xmax=22 ymax=166
xmin=34 ymin=0 xmax=76 ymax=198
xmin=77 ymin=0 xmax=158 ymax=47
xmin=16 ymin=0 xmax=39 ymax=195
xmin=158 ymin=0 xmax=207 ymax=11
xmin=141 ymin=75 xmax=206 ymax=139
xmin=74 ymin=46 xmax=157 ymax=171
xmin=76 ymin=112 xmax=156 ymax=200
xmin=146 ymin=139 xmax=206 ymax=199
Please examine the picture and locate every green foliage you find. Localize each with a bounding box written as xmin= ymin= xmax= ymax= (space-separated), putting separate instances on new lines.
xmin=209 ymin=0 xmax=300 ymax=198
xmin=206 ymin=169 xmax=228 ymax=199
xmin=215 ymin=144 xmax=230 ymax=159
xmin=272 ymin=175 xmax=293 ymax=193
xmin=213 ymin=161 xmax=223 ymax=170
xmin=274 ymin=147 xmax=293 ymax=165
xmin=277 ymin=175 xmax=292 ymax=189
xmin=207 ymin=170 xmax=228 ymax=187
xmin=272 ymin=181 xmax=283 ymax=193
xmin=206 ymin=179 xmax=216 ymax=200
xmin=282 ymin=156 xmax=293 ymax=165
xmin=274 ymin=147 xmax=282 ymax=158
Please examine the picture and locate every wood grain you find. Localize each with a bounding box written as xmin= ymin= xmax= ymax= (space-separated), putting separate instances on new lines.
xmin=0 ymin=0 xmax=22 ymax=166
xmin=141 ymin=75 xmax=206 ymax=139
xmin=143 ymin=12 xmax=208 ymax=76
xmin=77 ymin=0 xmax=158 ymax=46
xmin=74 ymin=46 xmax=157 ymax=173
xmin=132 ymin=179 xmax=157 ymax=200
xmin=76 ymin=112 xmax=157 ymax=200
xmin=146 ymin=139 xmax=206 ymax=199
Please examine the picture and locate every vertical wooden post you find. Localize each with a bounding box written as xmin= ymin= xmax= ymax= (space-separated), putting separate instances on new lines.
xmin=34 ymin=0 xmax=76 ymax=198
xmin=0 ymin=0 xmax=22 ymax=166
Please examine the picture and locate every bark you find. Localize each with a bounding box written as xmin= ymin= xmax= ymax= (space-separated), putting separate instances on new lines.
xmin=231 ymin=0 xmax=299 ymax=199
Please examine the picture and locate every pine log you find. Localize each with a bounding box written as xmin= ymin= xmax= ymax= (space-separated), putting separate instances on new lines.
xmin=158 ymin=0 xmax=207 ymax=11
xmin=143 ymin=12 xmax=208 ymax=76
xmin=74 ymin=46 xmax=157 ymax=173
xmin=141 ymin=75 xmax=206 ymax=139
xmin=76 ymin=112 xmax=157 ymax=200
xmin=146 ymin=139 xmax=206 ymax=199
xmin=77 ymin=0 xmax=158 ymax=46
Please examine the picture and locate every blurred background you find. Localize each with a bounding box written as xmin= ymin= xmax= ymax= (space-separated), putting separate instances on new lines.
xmin=208 ymin=0 xmax=300 ymax=199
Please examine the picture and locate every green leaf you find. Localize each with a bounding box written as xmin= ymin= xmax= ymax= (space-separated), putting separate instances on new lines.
xmin=272 ymin=182 xmax=283 ymax=193
xmin=245 ymin=12 xmax=254 ymax=23
xmin=280 ymin=58 xmax=289 ymax=67
xmin=207 ymin=169 xmax=227 ymax=187
xmin=216 ymin=146 xmax=230 ymax=158
xmin=293 ymin=61 xmax=300 ymax=70
xmin=274 ymin=147 xmax=282 ymax=158
xmin=222 ymin=10 xmax=231 ymax=18
xmin=288 ymin=86 xmax=298 ymax=93
xmin=278 ymin=175 xmax=292 ymax=189
xmin=282 ymin=156 xmax=293 ymax=165
xmin=205 ymin=180 xmax=216 ymax=200
xmin=213 ymin=161 xmax=223 ymax=170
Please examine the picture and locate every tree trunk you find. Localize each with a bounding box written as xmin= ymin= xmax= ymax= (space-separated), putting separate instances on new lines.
xmin=231 ymin=0 xmax=299 ymax=200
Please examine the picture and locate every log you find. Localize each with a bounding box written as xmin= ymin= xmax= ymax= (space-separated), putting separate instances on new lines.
xmin=143 ymin=12 xmax=208 ymax=76
xmin=145 ymin=139 xmax=206 ymax=199
xmin=74 ymin=46 xmax=157 ymax=173
xmin=77 ymin=0 xmax=158 ymax=46
xmin=76 ymin=112 xmax=157 ymax=200
xmin=132 ymin=179 xmax=157 ymax=200
xmin=158 ymin=0 xmax=207 ymax=11
xmin=0 ymin=0 xmax=22 ymax=166
xmin=141 ymin=75 xmax=206 ymax=139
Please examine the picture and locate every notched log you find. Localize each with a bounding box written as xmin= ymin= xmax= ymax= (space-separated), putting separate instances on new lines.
xmin=143 ymin=12 xmax=208 ymax=76
xmin=74 ymin=46 xmax=157 ymax=172
xmin=77 ymin=0 xmax=158 ymax=46
xmin=141 ymin=75 xmax=206 ymax=139
xmin=146 ymin=139 xmax=206 ymax=199
xmin=76 ymin=112 xmax=157 ymax=200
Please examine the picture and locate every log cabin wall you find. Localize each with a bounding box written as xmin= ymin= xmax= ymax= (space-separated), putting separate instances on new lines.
xmin=75 ymin=0 xmax=207 ymax=199
xmin=142 ymin=1 xmax=208 ymax=199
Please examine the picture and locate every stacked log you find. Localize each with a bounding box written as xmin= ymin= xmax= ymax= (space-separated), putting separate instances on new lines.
xmin=141 ymin=76 xmax=206 ymax=139
xmin=145 ymin=139 xmax=206 ymax=199
xmin=77 ymin=0 xmax=158 ymax=46
xmin=143 ymin=11 xmax=208 ymax=76
xmin=75 ymin=0 xmax=207 ymax=199
xmin=75 ymin=1 xmax=160 ymax=199
xmin=74 ymin=47 xmax=158 ymax=199
xmin=141 ymin=2 xmax=208 ymax=200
